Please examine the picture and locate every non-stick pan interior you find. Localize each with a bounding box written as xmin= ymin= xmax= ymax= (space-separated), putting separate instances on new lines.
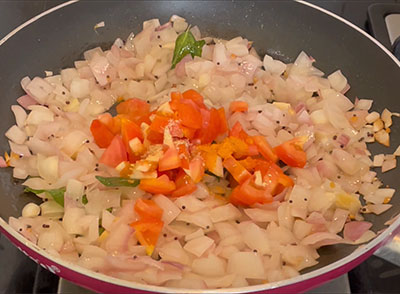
xmin=0 ymin=0 xmax=400 ymax=274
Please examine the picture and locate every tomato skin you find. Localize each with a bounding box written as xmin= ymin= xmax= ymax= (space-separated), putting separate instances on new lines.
xmin=170 ymin=92 xmax=183 ymax=111
xmin=172 ymin=170 xmax=197 ymax=197
xmin=120 ymin=118 xmax=143 ymax=147
xmin=223 ymin=156 xmax=252 ymax=184
xmin=229 ymin=101 xmax=248 ymax=113
xmin=231 ymin=177 xmax=273 ymax=206
xmin=116 ymin=98 xmax=150 ymax=125
xmin=134 ymin=199 xmax=163 ymax=220
xmin=274 ymin=137 xmax=307 ymax=168
xmin=188 ymin=156 xmax=205 ymax=183
xmin=182 ymin=89 xmax=206 ymax=109
xmin=158 ymin=146 xmax=181 ymax=172
xmin=90 ymin=119 xmax=115 ymax=148
xmin=147 ymin=115 xmax=170 ymax=143
xmin=130 ymin=219 xmax=163 ymax=255
xmin=176 ymin=99 xmax=202 ymax=129
xmin=229 ymin=121 xmax=249 ymax=141
xmin=217 ymin=107 xmax=229 ymax=135
xmin=99 ymin=135 xmax=128 ymax=167
xmin=253 ymin=136 xmax=278 ymax=162
xmin=139 ymin=175 xmax=176 ymax=195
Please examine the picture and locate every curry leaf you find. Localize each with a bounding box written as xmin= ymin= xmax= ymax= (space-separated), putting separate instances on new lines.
xmin=95 ymin=176 xmax=139 ymax=187
xmin=171 ymin=30 xmax=205 ymax=69
xmin=82 ymin=194 xmax=88 ymax=205
xmin=24 ymin=187 xmax=66 ymax=207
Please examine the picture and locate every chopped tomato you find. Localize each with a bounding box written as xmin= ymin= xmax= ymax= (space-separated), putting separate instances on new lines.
xmin=195 ymin=107 xmax=224 ymax=144
xmin=116 ymin=98 xmax=150 ymax=124
xmin=134 ymin=199 xmax=163 ymax=220
xmin=176 ymin=99 xmax=202 ymax=129
xmin=203 ymin=152 xmax=224 ymax=177
xmin=99 ymin=135 xmax=128 ymax=167
xmin=139 ymin=175 xmax=176 ymax=195
xmin=158 ymin=145 xmax=181 ymax=171
xmin=120 ymin=118 xmax=143 ymax=147
xmin=229 ymin=101 xmax=248 ymax=113
xmin=223 ymin=156 xmax=251 ymax=184
xmin=170 ymin=91 xmax=183 ymax=111
xmin=188 ymin=156 xmax=205 ymax=183
xmin=217 ymin=107 xmax=229 ymax=135
xmin=253 ymin=136 xmax=278 ymax=162
xmin=147 ymin=115 xmax=170 ymax=143
xmin=90 ymin=119 xmax=115 ymax=148
xmin=181 ymin=125 xmax=197 ymax=140
xmin=131 ymin=219 xmax=163 ymax=255
xmin=274 ymin=137 xmax=307 ymax=168
xmin=182 ymin=89 xmax=206 ymax=109
xmin=98 ymin=113 xmax=120 ymax=134
xmin=232 ymin=177 xmax=273 ymax=206
xmin=229 ymin=186 xmax=247 ymax=206
xmin=172 ymin=170 xmax=197 ymax=197
xmin=177 ymin=143 xmax=190 ymax=170
xmin=229 ymin=121 xmax=249 ymax=140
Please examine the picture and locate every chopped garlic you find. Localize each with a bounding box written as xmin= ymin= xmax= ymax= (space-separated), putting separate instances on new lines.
xmin=374 ymin=129 xmax=390 ymax=146
xmin=373 ymin=119 xmax=384 ymax=132
xmin=272 ymin=102 xmax=291 ymax=111
xmin=163 ymin=127 xmax=174 ymax=148
xmin=365 ymin=111 xmax=380 ymax=124
xmin=373 ymin=154 xmax=385 ymax=167
xmin=381 ymin=108 xmax=393 ymax=128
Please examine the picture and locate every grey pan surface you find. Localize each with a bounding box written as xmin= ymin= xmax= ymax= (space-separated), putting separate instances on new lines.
xmin=0 ymin=0 xmax=399 ymax=281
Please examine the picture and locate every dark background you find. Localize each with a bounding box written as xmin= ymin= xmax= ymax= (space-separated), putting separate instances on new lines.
xmin=0 ymin=0 xmax=400 ymax=293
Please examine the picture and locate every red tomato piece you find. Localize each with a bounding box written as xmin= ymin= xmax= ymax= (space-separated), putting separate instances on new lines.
xmin=170 ymin=92 xmax=183 ymax=111
xmin=159 ymin=146 xmax=181 ymax=172
xmin=130 ymin=219 xmax=163 ymax=255
xmin=99 ymin=135 xmax=128 ymax=167
xmin=116 ymin=98 xmax=150 ymax=117
xmin=134 ymin=199 xmax=163 ymax=220
xmin=90 ymin=119 xmax=115 ymax=148
xmin=172 ymin=170 xmax=197 ymax=197
xmin=274 ymin=137 xmax=307 ymax=168
xmin=182 ymin=89 xmax=206 ymax=109
xmin=223 ymin=156 xmax=252 ymax=184
xmin=229 ymin=186 xmax=247 ymax=206
xmin=235 ymin=177 xmax=273 ymax=206
xmin=176 ymin=99 xmax=202 ymax=129
xmin=121 ymin=118 xmax=143 ymax=147
xmin=188 ymin=156 xmax=205 ymax=183
xmin=229 ymin=121 xmax=249 ymax=140
xmin=177 ymin=143 xmax=190 ymax=170
xmin=147 ymin=115 xmax=170 ymax=143
xmin=139 ymin=175 xmax=176 ymax=195
xmin=229 ymin=101 xmax=248 ymax=113
xmin=253 ymin=136 xmax=278 ymax=162
xmin=217 ymin=107 xmax=229 ymax=135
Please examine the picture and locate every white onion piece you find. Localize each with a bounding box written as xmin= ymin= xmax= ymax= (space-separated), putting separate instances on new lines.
xmin=227 ymin=252 xmax=265 ymax=279
xmin=192 ymin=254 xmax=226 ymax=277
xmin=263 ymin=54 xmax=286 ymax=76
xmin=328 ymin=70 xmax=347 ymax=92
xmin=364 ymin=188 xmax=395 ymax=204
xmin=209 ymin=204 xmax=241 ymax=223
xmin=183 ymin=236 xmax=214 ymax=257
xmin=5 ymin=125 xmax=27 ymax=144
xmin=238 ymin=221 xmax=271 ymax=255
xmin=382 ymin=158 xmax=396 ymax=173
xmin=332 ymin=149 xmax=359 ymax=175
xmin=25 ymin=77 xmax=54 ymax=104
xmin=328 ymin=208 xmax=349 ymax=234
xmin=301 ymin=232 xmax=342 ymax=248
xmin=244 ymin=208 xmax=278 ymax=223
xmin=159 ymin=240 xmax=191 ymax=265
xmin=153 ymin=195 xmax=181 ymax=225
xmin=11 ymin=105 xmax=27 ymax=128
xmin=174 ymin=195 xmax=207 ymax=213
xmin=343 ymin=221 xmax=372 ymax=241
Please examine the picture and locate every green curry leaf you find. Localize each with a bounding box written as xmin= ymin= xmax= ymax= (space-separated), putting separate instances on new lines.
xmin=171 ymin=30 xmax=205 ymax=69
xmin=24 ymin=187 xmax=66 ymax=207
xmin=95 ymin=176 xmax=139 ymax=187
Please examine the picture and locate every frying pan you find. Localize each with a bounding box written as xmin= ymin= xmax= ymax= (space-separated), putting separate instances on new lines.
xmin=0 ymin=1 xmax=400 ymax=293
